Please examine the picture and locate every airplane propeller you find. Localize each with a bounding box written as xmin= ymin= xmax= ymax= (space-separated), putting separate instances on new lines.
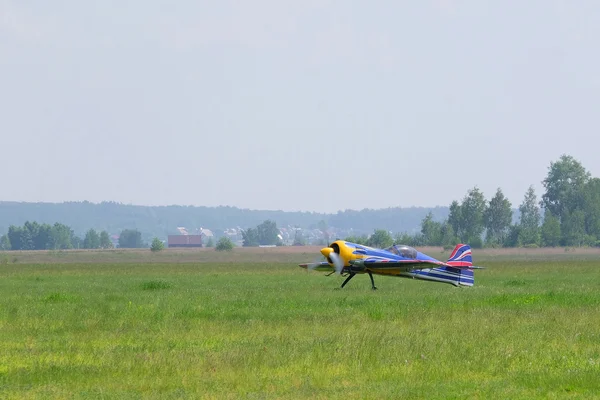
xmin=329 ymin=250 xmax=344 ymax=275
xmin=305 ymin=260 xmax=324 ymax=271
xmin=305 ymin=245 xmax=345 ymax=274
xmin=305 ymin=252 xmax=342 ymax=272
xmin=303 ymin=253 xmax=331 ymax=271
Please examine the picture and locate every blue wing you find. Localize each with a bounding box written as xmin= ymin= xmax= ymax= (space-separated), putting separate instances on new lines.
xmin=350 ymin=258 xmax=446 ymax=271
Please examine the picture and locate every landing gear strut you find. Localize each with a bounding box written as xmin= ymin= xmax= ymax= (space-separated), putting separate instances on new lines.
xmin=339 ymin=272 xmax=377 ymax=290
xmin=368 ymin=272 xmax=377 ymax=290
xmin=341 ymin=273 xmax=356 ymax=288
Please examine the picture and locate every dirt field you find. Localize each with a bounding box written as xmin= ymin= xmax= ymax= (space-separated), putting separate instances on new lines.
xmin=2 ymin=245 xmax=600 ymax=264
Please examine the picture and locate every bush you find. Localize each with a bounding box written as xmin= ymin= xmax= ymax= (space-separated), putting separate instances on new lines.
xmin=469 ymin=237 xmax=484 ymax=249
xmin=215 ymin=237 xmax=234 ymax=251
xmin=119 ymin=229 xmax=144 ymax=248
xmin=142 ymin=280 xmax=172 ymax=290
xmin=583 ymin=235 xmax=597 ymax=247
xmin=150 ymin=237 xmax=165 ymax=252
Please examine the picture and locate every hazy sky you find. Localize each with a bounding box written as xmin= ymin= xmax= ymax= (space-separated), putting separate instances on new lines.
xmin=2 ymin=1 xmax=599 ymax=213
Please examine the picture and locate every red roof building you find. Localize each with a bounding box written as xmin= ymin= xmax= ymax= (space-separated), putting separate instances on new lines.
xmin=168 ymin=235 xmax=202 ymax=248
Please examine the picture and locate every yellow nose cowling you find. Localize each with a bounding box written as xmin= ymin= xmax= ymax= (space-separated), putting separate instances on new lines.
xmin=322 ymin=241 xmax=361 ymax=267
xmin=320 ymin=247 xmax=334 ymax=258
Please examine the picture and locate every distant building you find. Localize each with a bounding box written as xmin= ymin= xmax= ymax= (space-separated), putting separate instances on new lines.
xmin=168 ymin=235 xmax=202 ymax=248
xmin=110 ymin=234 xmax=120 ymax=248
xmin=199 ymin=228 xmax=214 ymax=241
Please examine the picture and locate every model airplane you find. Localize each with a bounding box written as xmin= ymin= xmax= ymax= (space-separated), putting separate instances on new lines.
xmin=299 ymin=241 xmax=483 ymax=289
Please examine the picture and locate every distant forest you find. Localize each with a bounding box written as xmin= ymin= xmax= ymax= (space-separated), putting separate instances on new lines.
xmin=2 ymin=154 xmax=597 ymax=249
xmin=0 ymin=201 xmax=448 ymax=242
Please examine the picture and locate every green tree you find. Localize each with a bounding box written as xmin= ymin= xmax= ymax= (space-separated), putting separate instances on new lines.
xmin=581 ymin=178 xmax=600 ymax=239
xmin=205 ymin=237 xmax=214 ymax=248
xmin=215 ymin=237 xmax=234 ymax=251
xmin=83 ymin=229 xmax=101 ymax=249
xmin=367 ymin=229 xmax=394 ymax=248
xmin=118 ymin=229 xmax=144 ymax=248
xmin=561 ymin=209 xmax=586 ymax=246
xmin=541 ymin=154 xmax=590 ymax=220
xmin=7 ymin=225 xmax=28 ymax=250
xmin=460 ymin=187 xmax=487 ymax=245
xmin=150 ymin=237 xmax=164 ymax=252
xmin=6 ymin=222 xmax=74 ymax=250
xmin=394 ymin=232 xmax=423 ymax=247
xmin=40 ymin=224 xmax=54 ymax=249
xmin=48 ymin=223 xmax=74 ymax=250
xmin=241 ymin=228 xmax=259 ymax=247
xmin=344 ymin=235 xmax=369 ymax=245
xmin=99 ymin=231 xmax=113 ymax=249
xmin=257 ymin=220 xmax=280 ymax=245
xmin=24 ymin=221 xmax=41 ymax=249
xmin=484 ymin=188 xmax=513 ymax=247
xmin=420 ymin=212 xmax=443 ymax=246
xmin=71 ymin=234 xmax=82 ymax=249
xmin=440 ymin=222 xmax=458 ymax=247
xmin=518 ymin=186 xmax=541 ymax=246
xmin=0 ymin=234 xmax=10 ymax=250
xmin=30 ymin=222 xmax=52 ymax=250
xmin=447 ymin=200 xmax=464 ymax=240
xmin=505 ymin=225 xmax=521 ymax=247
xmin=14 ymin=221 xmax=53 ymax=250
xmin=541 ymin=210 xmax=561 ymax=247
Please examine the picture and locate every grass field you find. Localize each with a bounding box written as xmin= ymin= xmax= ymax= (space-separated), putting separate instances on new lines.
xmin=1 ymin=248 xmax=600 ymax=399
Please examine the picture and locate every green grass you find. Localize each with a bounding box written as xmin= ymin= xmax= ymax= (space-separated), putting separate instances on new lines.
xmin=1 ymin=256 xmax=600 ymax=399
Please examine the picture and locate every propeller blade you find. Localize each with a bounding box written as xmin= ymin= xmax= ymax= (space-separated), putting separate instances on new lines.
xmin=302 ymin=254 xmax=331 ymax=271
xmin=329 ymin=251 xmax=344 ymax=275
xmin=306 ymin=262 xmax=321 ymax=271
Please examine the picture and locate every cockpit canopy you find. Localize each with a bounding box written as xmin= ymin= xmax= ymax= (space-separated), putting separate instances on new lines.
xmin=385 ymin=245 xmax=418 ymax=259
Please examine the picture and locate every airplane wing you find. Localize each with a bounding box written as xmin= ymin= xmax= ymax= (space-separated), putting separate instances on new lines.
xmin=298 ymin=262 xmax=335 ymax=272
xmin=350 ymin=259 xmax=446 ymax=272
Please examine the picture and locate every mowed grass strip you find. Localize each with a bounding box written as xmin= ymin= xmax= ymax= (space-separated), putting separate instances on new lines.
xmin=3 ymin=245 xmax=600 ymax=265
xmin=1 ymin=259 xmax=599 ymax=399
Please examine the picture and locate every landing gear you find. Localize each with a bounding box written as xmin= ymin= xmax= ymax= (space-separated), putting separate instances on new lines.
xmin=341 ymin=273 xmax=356 ymax=288
xmin=339 ymin=272 xmax=377 ymax=290
xmin=368 ymin=272 xmax=377 ymax=290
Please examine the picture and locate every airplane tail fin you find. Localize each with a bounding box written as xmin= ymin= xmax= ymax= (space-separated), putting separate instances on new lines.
xmin=413 ymin=244 xmax=479 ymax=287
xmin=446 ymin=244 xmax=473 ymax=267
xmin=444 ymin=244 xmax=477 ymax=286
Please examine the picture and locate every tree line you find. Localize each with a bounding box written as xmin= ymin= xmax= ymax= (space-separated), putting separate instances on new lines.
xmin=351 ymin=155 xmax=599 ymax=248
xmin=0 ymin=201 xmax=445 ymax=240
xmin=0 ymin=223 xmax=148 ymax=250
xmin=2 ymin=155 xmax=596 ymax=250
